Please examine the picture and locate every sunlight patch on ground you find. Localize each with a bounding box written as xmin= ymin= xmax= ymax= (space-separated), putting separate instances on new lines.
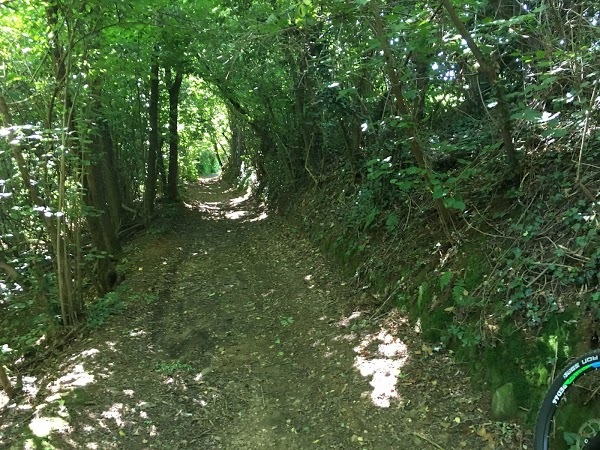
xmin=304 ymin=274 xmax=316 ymax=289
xmin=187 ymin=200 xmax=221 ymax=214
xmin=101 ymin=403 xmax=126 ymax=427
xmin=6 ymin=346 xmax=113 ymax=446
xmin=29 ymin=416 xmax=70 ymax=437
xmin=104 ymin=342 xmax=118 ymax=352
xmin=184 ymin=180 xmax=269 ymax=222
xmin=336 ymin=310 xmax=362 ymax=328
xmin=228 ymin=190 xmax=252 ymax=206
xmin=129 ymin=329 xmax=146 ymax=337
xmin=334 ymin=333 xmax=357 ymax=342
xmin=0 ymin=391 xmax=8 ymax=409
xmin=70 ymin=348 xmax=100 ymax=360
xmin=225 ymin=210 xmax=248 ymax=220
xmin=248 ymin=211 xmax=268 ymax=222
xmin=334 ymin=310 xmax=410 ymax=407
xmin=353 ymin=329 xmax=409 ymax=408
xmin=47 ymin=363 xmax=95 ymax=393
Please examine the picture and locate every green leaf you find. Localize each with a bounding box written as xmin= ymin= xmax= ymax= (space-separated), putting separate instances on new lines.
xmin=404 ymin=166 xmax=422 ymax=175
xmin=511 ymin=108 xmax=542 ymax=122
xmin=439 ymin=272 xmax=452 ymax=290
xmin=541 ymin=128 xmax=568 ymax=138
xmin=444 ymin=197 xmax=466 ymax=211
xmin=432 ymin=186 xmax=445 ymax=199
xmin=386 ymin=213 xmax=399 ymax=233
xmin=391 ymin=179 xmax=413 ymax=191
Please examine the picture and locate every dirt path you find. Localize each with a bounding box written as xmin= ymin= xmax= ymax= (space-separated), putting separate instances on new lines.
xmin=0 ymin=178 xmax=529 ymax=449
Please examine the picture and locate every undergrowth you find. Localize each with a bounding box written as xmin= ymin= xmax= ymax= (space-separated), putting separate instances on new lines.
xmin=287 ymin=135 xmax=599 ymax=422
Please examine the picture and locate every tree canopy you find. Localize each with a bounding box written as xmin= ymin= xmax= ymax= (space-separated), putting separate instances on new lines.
xmin=1 ymin=0 xmax=599 ymax=429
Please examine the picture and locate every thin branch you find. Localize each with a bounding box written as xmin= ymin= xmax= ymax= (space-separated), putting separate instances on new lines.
xmin=411 ymin=432 xmax=446 ymax=450
xmin=575 ymin=82 xmax=597 ymax=182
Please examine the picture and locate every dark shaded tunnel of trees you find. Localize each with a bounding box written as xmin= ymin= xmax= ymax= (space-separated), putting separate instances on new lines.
xmin=1 ymin=0 xmax=599 ymax=428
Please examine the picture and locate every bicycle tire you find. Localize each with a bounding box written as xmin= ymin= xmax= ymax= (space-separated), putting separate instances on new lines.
xmin=534 ymin=349 xmax=600 ymax=450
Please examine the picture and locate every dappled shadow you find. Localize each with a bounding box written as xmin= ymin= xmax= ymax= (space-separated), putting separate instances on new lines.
xmin=0 ymin=177 xmax=519 ymax=449
xmin=183 ymin=176 xmax=268 ymax=224
xmin=1 ymin=316 xmax=224 ymax=448
xmin=351 ymin=323 xmax=409 ymax=408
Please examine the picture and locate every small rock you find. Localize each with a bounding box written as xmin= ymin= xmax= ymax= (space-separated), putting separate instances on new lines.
xmin=491 ymin=382 xmax=518 ymax=420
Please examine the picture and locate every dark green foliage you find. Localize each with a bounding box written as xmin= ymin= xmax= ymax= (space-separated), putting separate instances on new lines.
xmin=1 ymin=0 xmax=599 ymax=429
xmin=195 ymin=149 xmax=220 ymax=176
xmin=155 ymin=359 xmax=194 ymax=374
xmin=86 ymin=292 xmax=125 ymax=329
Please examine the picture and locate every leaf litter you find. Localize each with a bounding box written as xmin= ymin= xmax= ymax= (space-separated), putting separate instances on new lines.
xmin=0 ymin=177 xmax=529 ymax=449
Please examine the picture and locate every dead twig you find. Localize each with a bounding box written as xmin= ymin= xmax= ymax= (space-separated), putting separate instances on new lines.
xmin=577 ymin=181 xmax=597 ymax=202
xmin=369 ymin=283 xmax=404 ymax=321
xmin=526 ymin=266 xmax=549 ymax=288
xmin=575 ymin=83 xmax=598 ymax=183
xmin=550 ymin=340 xmax=559 ymax=385
xmin=584 ymin=384 xmax=600 ymax=406
xmin=412 ymin=431 xmax=446 ymax=450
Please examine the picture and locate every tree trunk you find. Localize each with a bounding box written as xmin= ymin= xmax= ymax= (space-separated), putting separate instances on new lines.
xmin=0 ymin=365 xmax=15 ymax=398
xmin=145 ymin=57 xmax=160 ymax=218
xmin=439 ymin=0 xmax=518 ymax=173
xmin=167 ymin=69 xmax=183 ymax=201
xmin=83 ymin=141 xmax=121 ymax=296
xmin=78 ymin=79 xmax=122 ymax=296
xmin=46 ymin=1 xmax=86 ymax=326
xmin=1 ymin=93 xmax=83 ymax=326
xmin=285 ymin=34 xmax=320 ymax=184
xmin=212 ymin=139 xmax=224 ymax=169
xmin=369 ymin=2 xmax=453 ymax=240
xmin=0 ymin=261 xmax=20 ymax=282
xmin=157 ymin=135 xmax=168 ymax=196
xmin=84 ymin=134 xmax=122 ymax=257
xmin=99 ymin=117 xmax=123 ymax=231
